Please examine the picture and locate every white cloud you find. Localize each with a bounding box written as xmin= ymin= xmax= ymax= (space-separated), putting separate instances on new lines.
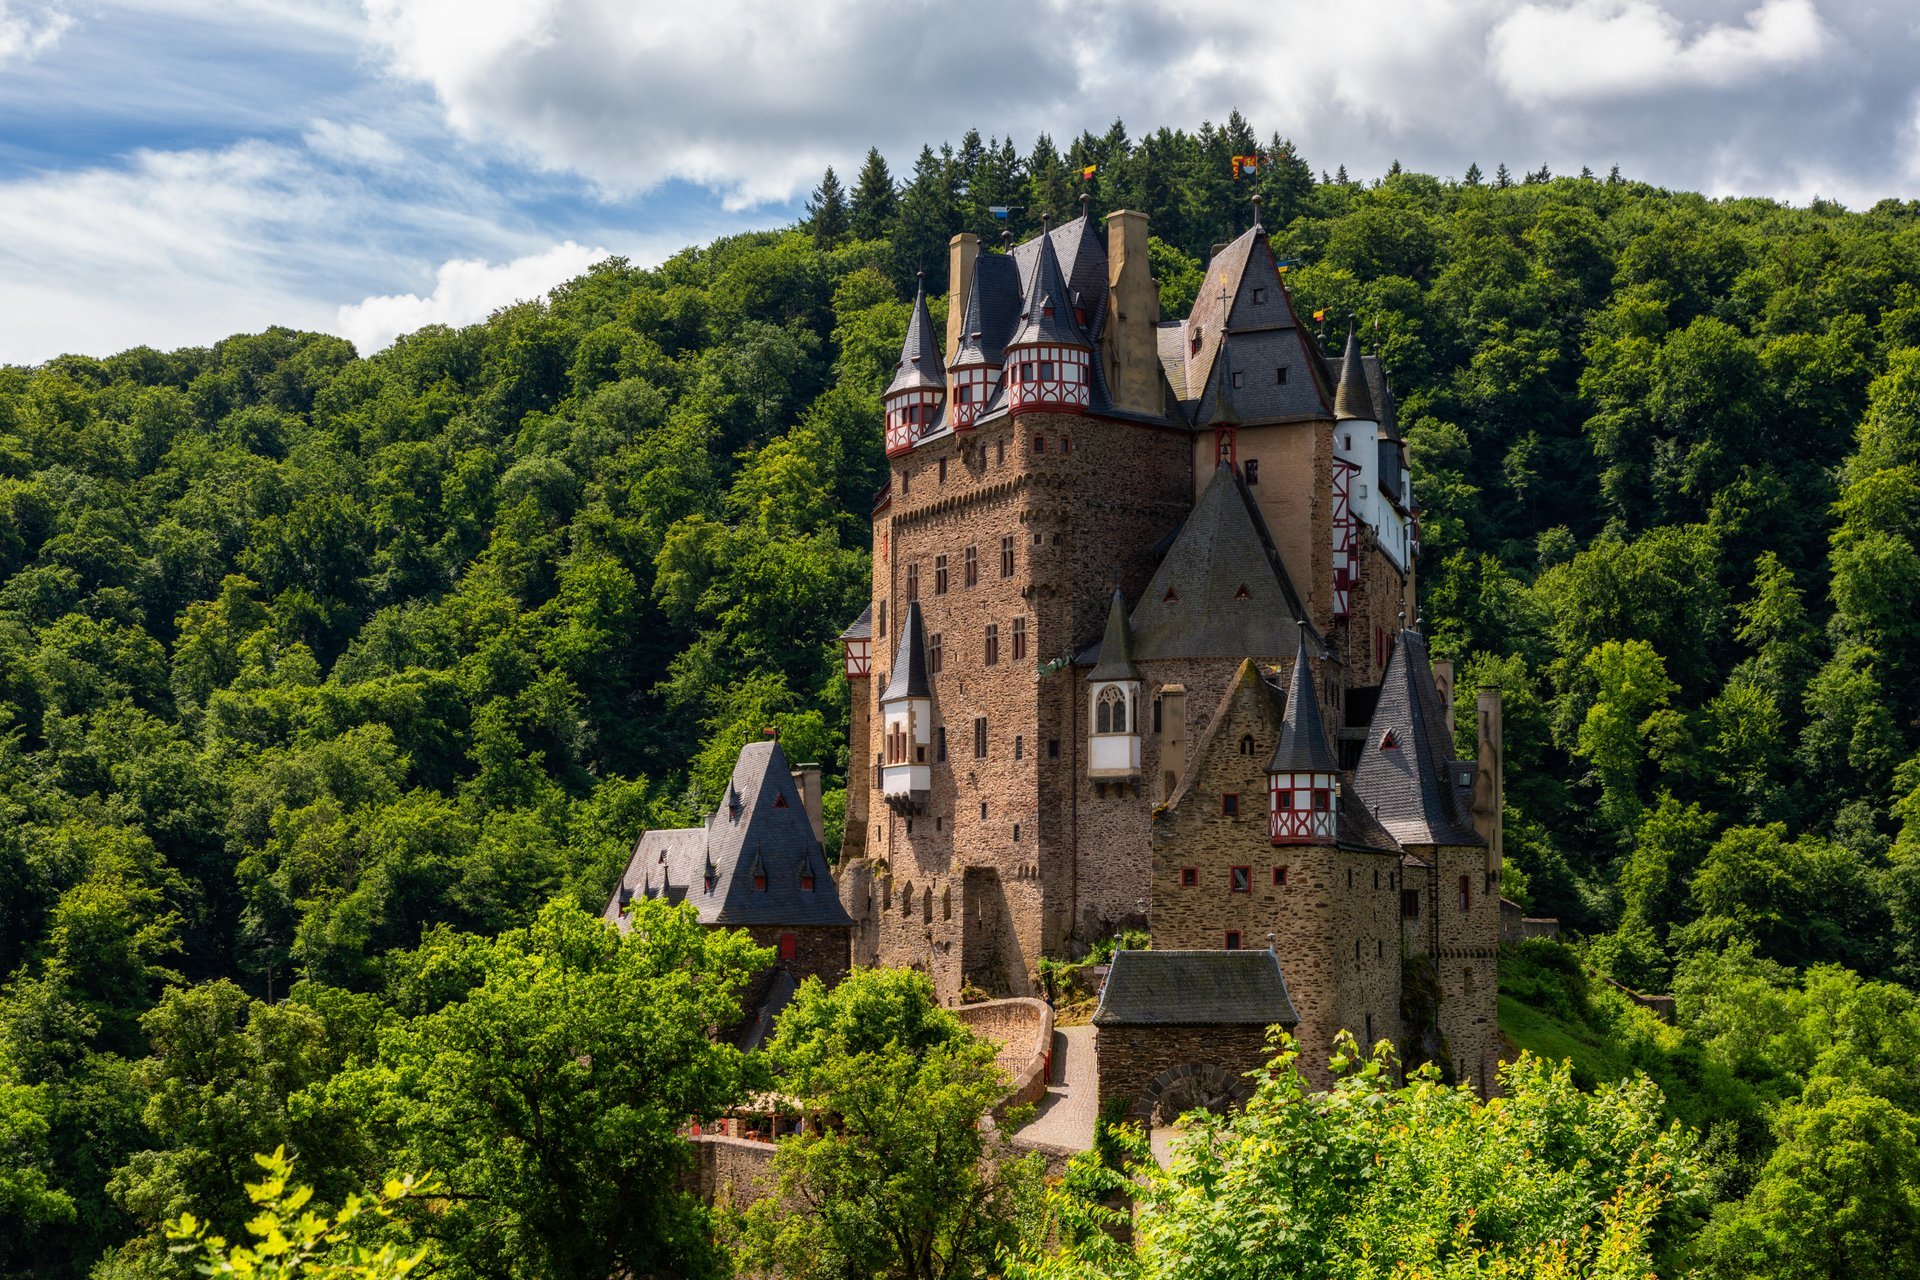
xmin=304 ymin=118 xmax=404 ymax=167
xmin=1490 ymin=0 xmax=1828 ymax=103
xmin=0 ymin=1 xmax=71 ymax=64
xmin=335 ymin=241 xmax=610 ymax=354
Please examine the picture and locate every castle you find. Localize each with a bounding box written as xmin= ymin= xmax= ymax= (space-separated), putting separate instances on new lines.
xmin=837 ymin=207 xmax=1503 ymax=1093
xmin=610 ymin=205 xmax=1505 ymax=1099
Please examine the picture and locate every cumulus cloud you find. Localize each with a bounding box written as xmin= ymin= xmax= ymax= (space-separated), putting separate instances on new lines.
xmin=335 ymin=241 xmax=610 ymax=354
xmin=354 ymin=0 xmax=1919 ymax=207
xmin=1490 ymin=0 xmax=1827 ymax=103
xmin=0 ymin=0 xmax=71 ymax=64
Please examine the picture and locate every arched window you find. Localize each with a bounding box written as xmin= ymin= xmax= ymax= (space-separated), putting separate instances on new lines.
xmin=1238 ymin=734 xmax=1255 ymax=755
xmin=1096 ymin=685 xmax=1128 ymax=734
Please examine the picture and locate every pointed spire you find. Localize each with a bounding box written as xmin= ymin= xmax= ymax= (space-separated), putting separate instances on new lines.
xmin=1334 ymin=319 xmax=1377 ymax=422
xmin=1009 ymin=224 xmax=1088 ymax=348
xmin=1088 ymin=587 xmax=1141 ymax=682
xmin=1269 ymin=633 xmax=1338 ymax=773
xmin=885 ymin=274 xmax=945 ymax=397
xmin=884 ymin=599 xmax=931 ymax=700
xmin=1205 ymin=331 xmax=1242 ymax=427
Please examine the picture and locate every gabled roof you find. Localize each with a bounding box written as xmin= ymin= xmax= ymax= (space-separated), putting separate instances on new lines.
xmin=603 ymin=737 xmax=853 ymax=930
xmin=1333 ymin=322 xmax=1377 ymax=422
xmin=884 ymin=279 xmax=944 ymax=397
xmin=1202 ymin=332 xmax=1242 ymax=427
xmin=1093 ymin=949 xmax=1299 ymax=1026
xmin=884 ymin=599 xmax=930 ymax=700
xmin=1088 ymin=587 xmax=1140 ymax=682
xmin=1269 ymin=636 xmax=1339 ymax=773
xmin=1183 ymin=227 xmax=1335 ymax=426
xmin=1128 ymin=463 xmax=1316 ymax=661
xmin=1351 ymin=630 xmax=1483 ymax=847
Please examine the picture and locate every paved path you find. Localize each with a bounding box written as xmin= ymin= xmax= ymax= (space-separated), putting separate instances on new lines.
xmin=1012 ymin=1024 xmax=1097 ymax=1152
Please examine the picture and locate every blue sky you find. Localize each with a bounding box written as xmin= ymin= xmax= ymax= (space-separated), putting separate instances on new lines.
xmin=2 ymin=0 xmax=1916 ymax=365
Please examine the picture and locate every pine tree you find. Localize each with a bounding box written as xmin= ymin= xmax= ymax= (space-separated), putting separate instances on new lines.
xmin=1463 ymin=161 xmax=1483 ymax=186
xmin=1608 ymin=164 xmax=1623 ymax=184
xmin=1387 ymin=158 xmax=1403 ymax=177
xmin=1259 ymin=133 xmax=1314 ymax=227
xmin=892 ymin=145 xmax=959 ymax=293
xmin=805 ymin=166 xmax=850 ymax=249
xmin=1580 ymin=165 xmax=1595 ymax=180
xmin=1493 ymin=162 xmax=1512 ymax=189
xmin=1526 ymin=162 xmax=1551 ymax=185
xmin=1334 ymin=164 xmax=1351 ymax=185
xmin=849 ymin=147 xmax=897 ymax=243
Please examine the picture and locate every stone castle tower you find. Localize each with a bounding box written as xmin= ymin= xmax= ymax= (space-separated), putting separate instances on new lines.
xmin=834 ymin=209 xmax=1503 ymax=1092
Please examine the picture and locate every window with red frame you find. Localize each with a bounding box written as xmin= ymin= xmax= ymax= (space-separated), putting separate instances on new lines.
xmin=1459 ymin=875 xmax=1471 ymax=912
xmin=1180 ymin=867 xmax=1198 ymax=887
xmin=1273 ymin=865 xmax=1288 ymax=886
xmin=1224 ymin=930 xmax=1242 ymax=950
xmin=778 ymin=933 xmax=796 ymax=961
xmin=1222 ymin=792 xmax=1240 ymax=818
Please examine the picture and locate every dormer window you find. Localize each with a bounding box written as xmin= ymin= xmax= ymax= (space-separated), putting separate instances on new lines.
xmin=774 ymin=793 xmax=789 ymax=808
xmin=1231 ymin=371 xmax=1244 ymax=389
xmin=1190 ymin=327 xmax=1203 ymax=354
xmin=1380 ymin=729 xmax=1400 ymax=751
xmin=801 ymin=871 xmax=815 ymax=892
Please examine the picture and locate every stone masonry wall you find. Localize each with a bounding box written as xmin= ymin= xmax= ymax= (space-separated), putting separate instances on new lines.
xmin=1147 ymin=662 xmax=1403 ymax=1088
xmin=1094 ymin=1023 xmax=1274 ymax=1122
xmin=861 ymin=407 xmax=1190 ymax=1001
xmin=740 ymin=924 xmax=849 ymax=990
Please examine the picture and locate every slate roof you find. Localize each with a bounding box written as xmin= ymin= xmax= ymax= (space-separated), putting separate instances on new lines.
xmin=884 ymin=599 xmax=931 ymax=700
xmin=1088 ymin=587 xmax=1141 ymax=682
xmin=839 ymin=602 xmax=872 ymax=641
xmin=1093 ymin=949 xmax=1299 ymax=1026
xmin=951 ymin=250 xmax=1022 ymax=369
xmin=1008 ymin=224 xmax=1093 ymax=349
xmin=1269 ymin=635 xmax=1339 ymax=773
xmin=1351 ymin=630 xmax=1484 ymax=847
xmin=1126 ymin=462 xmax=1317 ymax=662
xmin=603 ymin=738 xmax=853 ymax=930
xmin=947 ymin=216 xmax=1171 ymax=432
xmin=885 ymin=279 xmax=944 ymax=397
xmin=1333 ymin=323 xmax=1377 ymax=422
xmin=1182 ymin=227 xmax=1336 ymax=426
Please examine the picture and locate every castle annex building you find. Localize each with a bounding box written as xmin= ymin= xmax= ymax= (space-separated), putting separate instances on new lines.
xmin=835 ymin=209 xmax=1505 ymax=1093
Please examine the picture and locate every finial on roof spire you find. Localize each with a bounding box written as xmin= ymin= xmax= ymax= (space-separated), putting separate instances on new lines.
xmin=1250 ymin=192 xmax=1263 ymax=229
xmin=1079 ymin=190 xmax=1091 ymax=218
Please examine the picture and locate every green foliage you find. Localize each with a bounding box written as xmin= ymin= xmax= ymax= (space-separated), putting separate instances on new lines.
xmin=164 ymin=1147 xmax=432 ymax=1280
xmin=737 ymin=968 xmax=1043 ymax=1280
xmin=330 ymin=900 xmax=766 ymax=1280
xmin=1013 ymin=1034 xmax=1703 ymax=1280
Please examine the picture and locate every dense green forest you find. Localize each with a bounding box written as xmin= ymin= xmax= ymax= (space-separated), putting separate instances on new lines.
xmin=4 ymin=112 xmax=1920 ymax=1277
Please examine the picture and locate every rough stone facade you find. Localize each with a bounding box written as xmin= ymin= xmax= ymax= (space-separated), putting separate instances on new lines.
xmin=740 ymin=923 xmax=850 ymax=990
xmin=1093 ymin=1024 xmax=1272 ymax=1122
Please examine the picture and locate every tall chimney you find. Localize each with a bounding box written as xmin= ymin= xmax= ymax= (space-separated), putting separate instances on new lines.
xmin=1472 ymin=690 xmax=1504 ymax=883
xmin=1104 ymin=210 xmax=1161 ymax=416
xmin=945 ymin=232 xmax=979 ymax=372
xmin=792 ymin=764 xmax=826 ymax=847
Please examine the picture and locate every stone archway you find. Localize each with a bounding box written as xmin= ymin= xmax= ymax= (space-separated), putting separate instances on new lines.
xmin=1138 ymin=1061 xmax=1254 ymax=1126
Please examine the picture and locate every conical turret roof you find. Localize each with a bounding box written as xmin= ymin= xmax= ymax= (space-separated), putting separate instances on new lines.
xmin=1334 ymin=321 xmax=1377 ymax=422
xmin=885 ymin=277 xmax=945 ymax=397
xmin=1088 ymin=587 xmax=1141 ymax=682
xmin=1268 ymin=634 xmax=1339 ymax=773
xmin=1008 ymin=228 xmax=1090 ymax=349
xmin=884 ymin=600 xmax=931 ymax=700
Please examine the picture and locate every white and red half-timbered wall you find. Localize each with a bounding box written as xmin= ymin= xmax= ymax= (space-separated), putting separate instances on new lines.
xmin=1331 ymin=456 xmax=1357 ymax=618
xmin=1007 ymin=346 xmax=1091 ymax=412
xmin=949 ymin=366 xmax=1000 ymax=430
xmin=885 ymin=390 xmax=941 ymax=456
xmin=1270 ymin=770 xmax=1337 ymax=843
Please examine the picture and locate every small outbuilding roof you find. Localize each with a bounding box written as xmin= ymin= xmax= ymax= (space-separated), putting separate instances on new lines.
xmin=1092 ymin=949 xmax=1299 ymax=1027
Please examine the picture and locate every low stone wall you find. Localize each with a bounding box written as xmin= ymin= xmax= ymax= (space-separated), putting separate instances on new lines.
xmin=688 ymin=1134 xmax=782 ymax=1210
xmin=955 ymin=996 xmax=1054 ymax=1111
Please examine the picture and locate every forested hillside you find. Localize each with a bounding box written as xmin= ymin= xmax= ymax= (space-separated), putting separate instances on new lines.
xmin=4 ymin=114 xmax=1920 ymax=1278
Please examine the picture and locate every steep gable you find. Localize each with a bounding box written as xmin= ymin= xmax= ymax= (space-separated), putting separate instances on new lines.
xmin=1128 ymin=463 xmax=1317 ymax=661
xmin=1351 ymin=630 xmax=1483 ymax=848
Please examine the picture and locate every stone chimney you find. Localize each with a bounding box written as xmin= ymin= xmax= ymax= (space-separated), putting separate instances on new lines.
xmin=945 ymin=232 xmax=979 ymax=376
xmin=792 ymin=764 xmax=826 ymax=847
xmin=1430 ymin=659 xmax=1454 ymax=712
xmin=1103 ymin=210 xmax=1161 ymax=416
xmin=1472 ymin=690 xmax=1503 ymax=880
